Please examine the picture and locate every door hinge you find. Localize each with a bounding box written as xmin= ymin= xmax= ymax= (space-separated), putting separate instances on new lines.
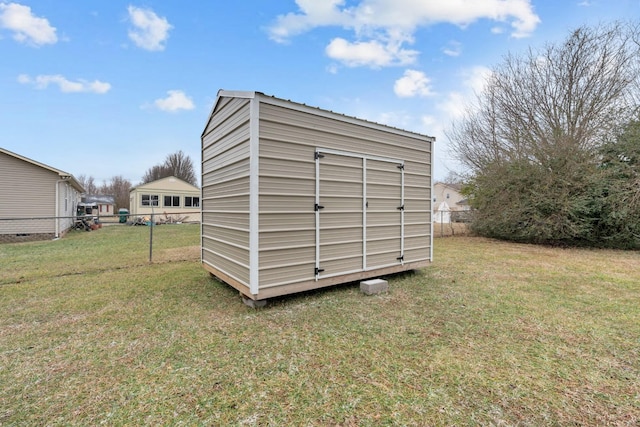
xmin=397 ymin=205 xmax=405 ymax=211
xmin=315 ymin=203 xmax=325 ymax=211
xmin=315 ymin=152 xmax=325 ymax=160
xmin=397 ymin=255 xmax=404 ymax=262
xmin=397 ymin=164 xmax=405 ymax=170
xmin=315 ymin=267 xmax=325 ymax=275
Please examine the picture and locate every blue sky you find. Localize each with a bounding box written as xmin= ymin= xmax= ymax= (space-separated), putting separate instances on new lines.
xmin=1 ymin=1 xmax=639 ymax=185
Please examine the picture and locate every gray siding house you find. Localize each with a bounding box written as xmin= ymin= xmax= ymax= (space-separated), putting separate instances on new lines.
xmin=201 ymin=90 xmax=434 ymax=301
xmin=0 ymin=147 xmax=84 ymax=243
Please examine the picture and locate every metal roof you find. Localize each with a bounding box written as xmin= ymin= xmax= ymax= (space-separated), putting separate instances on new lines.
xmin=83 ymin=194 xmax=115 ymax=204
xmin=204 ymin=90 xmax=435 ymax=142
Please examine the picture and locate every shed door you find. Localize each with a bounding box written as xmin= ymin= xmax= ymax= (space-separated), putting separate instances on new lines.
xmin=365 ymin=159 xmax=404 ymax=270
xmin=315 ymin=151 xmax=364 ymax=279
xmin=315 ymin=149 xmax=404 ymax=280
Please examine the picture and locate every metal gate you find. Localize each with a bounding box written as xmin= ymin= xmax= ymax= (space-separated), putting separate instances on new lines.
xmin=314 ymin=148 xmax=404 ymax=280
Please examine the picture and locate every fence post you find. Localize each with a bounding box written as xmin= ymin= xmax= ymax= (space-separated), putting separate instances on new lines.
xmin=149 ymin=213 xmax=154 ymax=263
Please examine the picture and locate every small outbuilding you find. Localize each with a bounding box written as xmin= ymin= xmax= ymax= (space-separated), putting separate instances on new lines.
xmin=201 ymin=90 xmax=434 ymax=301
xmin=83 ymin=194 xmax=116 ymax=218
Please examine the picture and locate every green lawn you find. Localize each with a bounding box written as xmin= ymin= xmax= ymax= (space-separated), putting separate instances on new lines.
xmin=1 ymin=225 xmax=638 ymax=425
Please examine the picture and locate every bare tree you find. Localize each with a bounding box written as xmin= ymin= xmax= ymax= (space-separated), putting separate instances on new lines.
xmin=446 ymin=22 xmax=640 ymax=246
xmin=141 ymin=150 xmax=198 ymax=186
xmin=141 ymin=164 xmax=172 ymax=185
xmin=164 ymin=150 xmax=197 ymax=186
xmin=449 ymin=22 xmax=640 ymax=173
xmin=99 ymin=176 xmax=132 ymax=211
xmin=76 ymin=174 xmax=98 ymax=194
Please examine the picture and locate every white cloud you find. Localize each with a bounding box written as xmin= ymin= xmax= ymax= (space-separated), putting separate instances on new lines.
xmin=18 ymin=74 xmax=111 ymax=93
xmin=462 ymin=66 xmax=492 ymax=93
xmin=268 ymin=0 xmax=540 ymax=67
xmin=394 ymin=69 xmax=434 ymax=98
xmin=127 ymin=6 xmax=172 ymax=51
xmin=267 ymin=0 xmax=349 ymax=43
xmin=326 ymin=37 xmax=418 ymax=67
xmin=438 ymin=91 xmax=468 ymax=121
xmin=437 ymin=66 xmax=492 ymax=120
xmin=0 ymin=2 xmax=57 ymax=46
xmin=153 ymin=90 xmax=195 ymax=112
xmin=442 ymin=40 xmax=462 ymax=57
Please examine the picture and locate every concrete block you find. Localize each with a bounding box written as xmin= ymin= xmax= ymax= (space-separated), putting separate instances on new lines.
xmin=241 ymin=294 xmax=268 ymax=308
xmin=360 ymin=278 xmax=389 ymax=295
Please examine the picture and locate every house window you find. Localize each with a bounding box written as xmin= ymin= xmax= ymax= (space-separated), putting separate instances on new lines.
xmin=142 ymin=194 xmax=159 ymax=206
xmin=446 ymin=193 xmax=450 ymax=199
xmin=164 ymin=195 xmax=180 ymax=207
xmin=185 ymin=196 xmax=200 ymax=208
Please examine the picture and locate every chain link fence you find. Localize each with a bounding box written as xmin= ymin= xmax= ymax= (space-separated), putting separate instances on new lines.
xmin=0 ymin=212 xmax=201 ymax=244
xmin=433 ymin=209 xmax=472 ymax=238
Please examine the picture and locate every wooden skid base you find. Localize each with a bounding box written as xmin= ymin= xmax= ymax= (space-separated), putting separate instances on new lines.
xmin=203 ymin=261 xmax=430 ymax=301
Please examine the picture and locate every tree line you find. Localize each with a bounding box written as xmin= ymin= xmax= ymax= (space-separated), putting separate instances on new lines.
xmin=77 ymin=150 xmax=198 ymax=211
xmin=448 ymin=22 xmax=640 ymax=249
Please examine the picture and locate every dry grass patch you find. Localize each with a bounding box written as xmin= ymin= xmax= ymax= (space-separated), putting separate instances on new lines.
xmin=1 ymin=230 xmax=639 ymax=425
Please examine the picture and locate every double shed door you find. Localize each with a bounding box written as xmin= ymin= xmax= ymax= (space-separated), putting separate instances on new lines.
xmin=315 ymin=149 xmax=404 ymax=280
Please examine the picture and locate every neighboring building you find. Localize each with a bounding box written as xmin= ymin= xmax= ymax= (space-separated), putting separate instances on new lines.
xmin=129 ymin=176 xmax=200 ymax=223
xmin=433 ymin=182 xmax=470 ymax=223
xmin=201 ymin=90 xmax=434 ymax=302
xmin=0 ymin=147 xmax=84 ymax=243
xmin=82 ymin=194 xmax=115 ymax=218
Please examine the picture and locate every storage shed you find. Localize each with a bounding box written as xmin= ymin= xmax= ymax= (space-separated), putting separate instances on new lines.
xmin=201 ymin=90 xmax=434 ymax=301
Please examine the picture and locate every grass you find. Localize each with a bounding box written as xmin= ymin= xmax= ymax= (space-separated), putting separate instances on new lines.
xmin=1 ymin=225 xmax=639 ymax=425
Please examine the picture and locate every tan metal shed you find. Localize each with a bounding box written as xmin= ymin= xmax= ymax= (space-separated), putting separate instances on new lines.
xmin=201 ymin=90 xmax=434 ymax=301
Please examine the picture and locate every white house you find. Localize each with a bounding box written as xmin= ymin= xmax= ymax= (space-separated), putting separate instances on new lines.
xmin=83 ymin=194 xmax=116 ymax=218
xmin=433 ymin=182 xmax=469 ymax=223
xmin=129 ymin=176 xmax=200 ymax=223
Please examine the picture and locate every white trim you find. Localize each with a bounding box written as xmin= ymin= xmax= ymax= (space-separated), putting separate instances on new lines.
xmin=249 ymin=97 xmax=260 ymax=295
xmin=54 ymin=178 xmax=70 ymax=238
xmin=217 ymin=89 xmax=257 ymax=99
xmin=400 ymin=162 xmax=405 ymax=265
xmin=362 ymin=157 xmax=367 ymax=271
xmin=430 ymin=141 xmax=434 ymax=262
xmin=315 ymin=150 xmax=321 ymax=281
xmin=315 ymin=147 xmax=405 ymax=279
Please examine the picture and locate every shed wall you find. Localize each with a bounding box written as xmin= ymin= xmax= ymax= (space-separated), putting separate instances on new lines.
xmin=201 ymin=96 xmax=252 ymax=289
xmin=256 ymin=99 xmax=432 ymax=291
